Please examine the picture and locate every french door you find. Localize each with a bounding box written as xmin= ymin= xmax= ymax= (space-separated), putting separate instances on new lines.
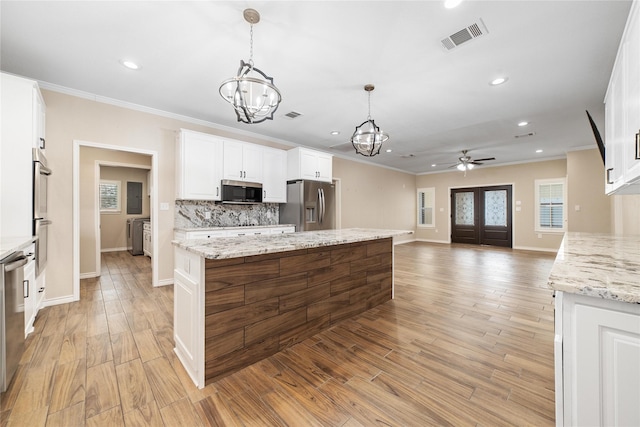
xmin=451 ymin=185 xmax=512 ymax=247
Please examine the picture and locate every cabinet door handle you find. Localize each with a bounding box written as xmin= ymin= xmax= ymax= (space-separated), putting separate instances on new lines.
xmin=635 ymin=131 xmax=639 ymax=160
xmin=40 ymin=137 xmax=45 ymax=149
xmin=606 ymin=168 xmax=614 ymax=184
xmin=24 ymin=279 xmax=29 ymax=298
xmin=216 ymin=186 xmax=219 ymax=197
xmin=39 ymin=287 xmax=45 ymax=293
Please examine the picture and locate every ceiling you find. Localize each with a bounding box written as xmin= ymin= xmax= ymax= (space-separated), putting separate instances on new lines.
xmin=0 ymin=1 xmax=632 ymax=174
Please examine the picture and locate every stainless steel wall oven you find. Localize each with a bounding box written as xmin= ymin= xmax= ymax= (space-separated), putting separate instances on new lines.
xmin=32 ymin=148 xmax=51 ymax=276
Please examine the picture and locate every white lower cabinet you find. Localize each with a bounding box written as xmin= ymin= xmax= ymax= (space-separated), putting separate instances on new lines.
xmin=173 ymin=247 xmax=204 ymax=388
xmin=556 ymin=292 xmax=640 ymax=426
xmin=143 ymin=222 xmax=152 ymax=258
xmin=23 ymin=244 xmax=36 ymax=336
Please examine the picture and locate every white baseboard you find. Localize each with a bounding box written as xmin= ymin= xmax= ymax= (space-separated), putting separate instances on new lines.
xmin=79 ymin=272 xmax=99 ymax=279
xmin=414 ymin=238 xmax=450 ymax=244
xmin=156 ymin=278 xmax=174 ymax=287
xmin=42 ymin=294 xmax=77 ymax=307
xmin=101 ymin=247 xmax=128 ymax=253
xmin=513 ymin=245 xmax=558 ymax=253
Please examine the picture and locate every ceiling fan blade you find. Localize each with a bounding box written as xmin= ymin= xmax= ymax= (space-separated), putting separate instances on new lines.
xmin=471 ymin=161 xmax=484 ymax=165
xmin=473 ymin=157 xmax=495 ymax=162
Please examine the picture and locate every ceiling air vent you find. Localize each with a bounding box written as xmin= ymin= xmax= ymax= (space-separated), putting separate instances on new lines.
xmin=284 ymin=111 xmax=303 ymax=119
xmin=441 ymin=19 xmax=488 ymax=51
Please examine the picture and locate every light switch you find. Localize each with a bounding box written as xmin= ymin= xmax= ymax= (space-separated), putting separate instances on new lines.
xmin=516 ymin=206 xmax=521 ymax=211
xmin=516 ymin=200 xmax=522 ymax=206
xmin=160 ymin=202 xmax=170 ymax=211
xmin=574 ymin=205 xmax=581 ymax=211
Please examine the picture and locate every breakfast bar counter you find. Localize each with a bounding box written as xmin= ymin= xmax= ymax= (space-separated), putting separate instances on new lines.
xmin=172 ymin=228 xmax=411 ymax=387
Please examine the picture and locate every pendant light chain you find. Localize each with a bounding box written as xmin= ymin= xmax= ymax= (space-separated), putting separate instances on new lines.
xmin=248 ymin=23 xmax=254 ymax=67
xmin=367 ymin=91 xmax=372 ymax=120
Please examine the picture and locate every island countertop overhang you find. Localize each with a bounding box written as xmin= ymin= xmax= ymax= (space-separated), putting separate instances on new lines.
xmin=172 ymin=228 xmax=413 ymax=260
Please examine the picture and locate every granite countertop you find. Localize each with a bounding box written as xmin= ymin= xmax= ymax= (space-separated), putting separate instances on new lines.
xmin=173 ymin=228 xmax=413 ymax=260
xmin=0 ymin=236 xmax=36 ymax=260
xmin=547 ymin=232 xmax=640 ymax=304
xmin=174 ymin=224 xmax=295 ymax=232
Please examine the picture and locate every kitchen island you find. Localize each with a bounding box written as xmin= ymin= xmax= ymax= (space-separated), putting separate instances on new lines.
xmin=547 ymin=233 xmax=640 ymax=426
xmin=172 ymin=228 xmax=412 ymax=388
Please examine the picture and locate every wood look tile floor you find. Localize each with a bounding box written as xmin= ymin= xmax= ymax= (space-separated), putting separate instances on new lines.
xmin=0 ymin=242 xmax=557 ymax=426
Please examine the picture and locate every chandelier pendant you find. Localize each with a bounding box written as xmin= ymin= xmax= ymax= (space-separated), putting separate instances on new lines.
xmin=219 ymin=9 xmax=282 ymax=124
xmin=351 ymin=84 xmax=389 ymax=156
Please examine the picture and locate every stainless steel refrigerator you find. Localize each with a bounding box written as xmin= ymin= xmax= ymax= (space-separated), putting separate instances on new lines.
xmin=279 ymin=180 xmax=336 ymax=232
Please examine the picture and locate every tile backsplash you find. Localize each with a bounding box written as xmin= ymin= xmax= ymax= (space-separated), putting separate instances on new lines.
xmin=175 ymin=200 xmax=279 ymax=228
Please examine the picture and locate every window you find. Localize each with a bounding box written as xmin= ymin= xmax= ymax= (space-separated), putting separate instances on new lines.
xmin=535 ymin=178 xmax=566 ymax=232
xmin=417 ymin=187 xmax=435 ymax=227
xmin=100 ymin=180 xmax=121 ymax=213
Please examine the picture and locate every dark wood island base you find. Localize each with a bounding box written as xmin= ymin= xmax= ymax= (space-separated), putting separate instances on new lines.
xmin=203 ymin=238 xmax=392 ymax=384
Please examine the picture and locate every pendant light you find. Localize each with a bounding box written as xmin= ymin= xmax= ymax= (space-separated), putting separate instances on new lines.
xmin=351 ymin=84 xmax=389 ymax=156
xmin=219 ymin=8 xmax=282 ymax=124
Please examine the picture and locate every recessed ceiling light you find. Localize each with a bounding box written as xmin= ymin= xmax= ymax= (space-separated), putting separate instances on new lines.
xmin=518 ymin=121 xmax=529 ymax=127
xmin=120 ymin=59 xmax=140 ymax=70
xmin=386 ymin=149 xmax=392 ymax=153
xmin=536 ymin=149 xmax=543 ymax=153
xmin=444 ymin=0 xmax=463 ymax=9
xmin=330 ymin=130 xmax=340 ymax=136
xmin=431 ymin=164 xmax=437 ymax=167
xmin=490 ymin=77 xmax=508 ymax=86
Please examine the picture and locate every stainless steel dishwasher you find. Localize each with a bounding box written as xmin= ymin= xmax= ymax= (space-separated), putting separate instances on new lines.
xmin=1 ymin=251 xmax=28 ymax=392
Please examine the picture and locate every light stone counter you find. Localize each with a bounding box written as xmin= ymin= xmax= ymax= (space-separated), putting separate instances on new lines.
xmin=173 ymin=224 xmax=295 ymax=233
xmin=547 ymin=232 xmax=640 ymax=304
xmin=172 ymin=228 xmax=413 ymax=260
xmin=0 ymin=236 xmax=36 ymax=260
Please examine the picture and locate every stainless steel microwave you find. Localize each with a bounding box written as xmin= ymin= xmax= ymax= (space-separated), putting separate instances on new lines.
xmin=221 ymin=180 xmax=262 ymax=204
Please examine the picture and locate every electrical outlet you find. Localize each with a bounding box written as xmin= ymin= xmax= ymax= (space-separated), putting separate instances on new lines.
xmin=537 ymin=233 xmax=542 ymax=239
xmin=205 ymin=211 xmax=211 ymax=220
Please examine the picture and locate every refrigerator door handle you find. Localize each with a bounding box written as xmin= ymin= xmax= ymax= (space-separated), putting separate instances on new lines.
xmin=317 ymin=188 xmax=322 ymax=224
xmin=320 ymin=188 xmax=325 ymax=224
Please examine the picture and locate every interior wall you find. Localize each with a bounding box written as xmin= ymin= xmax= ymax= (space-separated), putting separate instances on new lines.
xmin=415 ymin=159 xmax=567 ymax=251
xmin=79 ymin=148 xmax=151 ymax=275
xmin=566 ymin=148 xmax=611 ymax=233
xmin=43 ymin=89 xmax=240 ymax=300
xmin=43 ymin=88 xmax=417 ymax=302
xmin=100 ymin=166 xmax=151 ymax=252
xmin=612 ymin=194 xmax=640 ymax=235
xmin=332 ymin=157 xmax=416 ymax=243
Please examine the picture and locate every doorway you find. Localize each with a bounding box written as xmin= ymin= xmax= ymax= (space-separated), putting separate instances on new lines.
xmin=73 ymin=140 xmax=159 ymax=302
xmin=451 ymin=185 xmax=513 ymax=247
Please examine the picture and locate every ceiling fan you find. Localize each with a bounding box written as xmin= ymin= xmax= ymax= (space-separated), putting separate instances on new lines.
xmin=450 ymin=150 xmax=495 ymax=172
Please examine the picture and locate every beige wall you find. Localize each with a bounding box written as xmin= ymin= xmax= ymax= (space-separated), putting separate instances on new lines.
xmin=415 ymin=159 xmax=568 ymax=251
xmin=333 ymin=157 xmax=415 ymax=243
xmin=566 ymin=148 xmax=611 ymax=233
xmin=612 ymin=194 xmax=640 ymax=235
xmin=44 ymin=90 xmax=232 ymax=300
xmin=99 ymin=166 xmax=151 ymax=252
xmin=42 ymin=89 xmax=415 ymax=303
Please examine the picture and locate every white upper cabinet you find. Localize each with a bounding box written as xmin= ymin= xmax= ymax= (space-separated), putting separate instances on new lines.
xmin=223 ymin=139 xmax=263 ymax=183
xmin=176 ymin=129 xmax=223 ymax=200
xmin=0 ymin=73 xmax=43 ymax=238
xmin=262 ymin=146 xmax=287 ymax=203
xmin=33 ymin=87 xmax=46 ymax=149
xmin=605 ymin=0 xmax=640 ymax=194
xmin=287 ymin=147 xmax=333 ymax=183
